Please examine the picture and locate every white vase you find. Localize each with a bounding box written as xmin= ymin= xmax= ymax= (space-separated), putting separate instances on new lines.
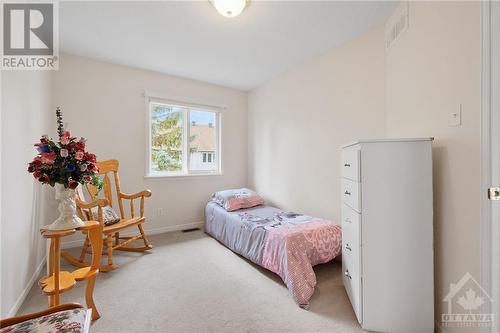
xmin=46 ymin=183 xmax=85 ymax=231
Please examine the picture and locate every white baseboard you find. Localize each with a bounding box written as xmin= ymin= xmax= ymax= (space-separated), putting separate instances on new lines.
xmin=7 ymin=255 xmax=46 ymax=317
xmin=61 ymin=221 xmax=205 ymax=249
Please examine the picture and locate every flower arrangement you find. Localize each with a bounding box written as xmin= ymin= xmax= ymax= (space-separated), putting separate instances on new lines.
xmin=28 ymin=107 xmax=103 ymax=190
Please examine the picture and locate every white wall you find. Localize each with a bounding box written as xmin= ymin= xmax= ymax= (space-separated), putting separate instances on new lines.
xmin=53 ymin=54 xmax=247 ymax=236
xmin=1 ymin=70 xmax=54 ymax=317
xmin=248 ymin=27 xmax=386 ymax=221
xmin=385 ymin=2 xmax=481 ymax=330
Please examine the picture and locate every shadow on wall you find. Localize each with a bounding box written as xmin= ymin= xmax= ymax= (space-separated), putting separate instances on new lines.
xmin=29 ymin=184 xmax=42 ymax=271
xmin=28 ymin=184 xmax=57 ymax=275
xmin=432 ymin=143 xmax=447 ymax=321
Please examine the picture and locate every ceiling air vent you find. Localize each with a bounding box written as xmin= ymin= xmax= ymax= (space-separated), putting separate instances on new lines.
xmin=385 ymin=2 xmax=409 ymax=50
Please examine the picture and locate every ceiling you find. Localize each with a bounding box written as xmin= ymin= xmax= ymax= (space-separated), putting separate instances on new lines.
xmin=60 ymin=1 xmax=397 ymax=91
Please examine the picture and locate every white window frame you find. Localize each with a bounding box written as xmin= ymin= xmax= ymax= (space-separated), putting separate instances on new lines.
xmin=145 ymin=94 xmax=223 ymax=178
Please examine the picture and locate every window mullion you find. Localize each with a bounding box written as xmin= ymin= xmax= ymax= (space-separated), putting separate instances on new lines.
xmin=147 ymin=102 xmax=152 ymax=175
xmin=216 ymin=112 xmax=221 ymax=173
xmin=184 ymin=108 xmax=190 ymax=174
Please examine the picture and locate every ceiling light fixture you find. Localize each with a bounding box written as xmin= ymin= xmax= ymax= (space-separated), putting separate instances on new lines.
xmin=210 ymin=0 xmax=249 ymax=18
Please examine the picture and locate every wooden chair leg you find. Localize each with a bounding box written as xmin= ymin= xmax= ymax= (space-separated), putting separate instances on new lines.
xmin=79 ymin=236 xmax=90 ymax=262
xmin=85 ymin=275 xmax=100 ymax=320
xmin=48 ymin=295 xmax=55 ymax=307
xmin=106 ymin=235 xmax=114 ymax=268
xmin=138 ymin=224 xmax=153 ymax=249
xmin=114 ymin=232 xmax=120 ymax=246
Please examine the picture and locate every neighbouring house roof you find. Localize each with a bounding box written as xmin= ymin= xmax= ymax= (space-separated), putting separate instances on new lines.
xmin=190 ymin=124 xmax=216 ymax=152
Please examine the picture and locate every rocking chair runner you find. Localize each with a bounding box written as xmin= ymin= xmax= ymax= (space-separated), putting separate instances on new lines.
xmin=62 ymin=159 xmax=152 ymax=272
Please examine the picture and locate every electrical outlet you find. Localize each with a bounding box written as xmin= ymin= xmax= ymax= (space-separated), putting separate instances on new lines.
xmin=451 ymin=104 xmax=462 ymax=127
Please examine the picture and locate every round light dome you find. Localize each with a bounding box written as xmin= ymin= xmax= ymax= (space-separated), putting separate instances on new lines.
xmin=210 ymin=0 xmax=248 ymax=18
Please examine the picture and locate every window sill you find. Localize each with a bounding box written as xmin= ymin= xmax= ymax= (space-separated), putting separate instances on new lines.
xmin=144 ymin=172 xmax=223 ymax=180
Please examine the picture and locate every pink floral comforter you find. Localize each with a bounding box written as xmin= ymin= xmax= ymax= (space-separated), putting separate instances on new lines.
xmin=262 ymin=220 xmax=342 ymax=306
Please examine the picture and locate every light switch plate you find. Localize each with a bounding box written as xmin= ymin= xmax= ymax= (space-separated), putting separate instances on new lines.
xmin=451 ymin=104 xmax=462 ymax=127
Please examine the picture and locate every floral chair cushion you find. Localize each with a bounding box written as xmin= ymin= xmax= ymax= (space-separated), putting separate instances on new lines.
xmin=1 ymin=308 xmax=90 ymax=333
xmin=89 ymin=206 xmax=120 ymax=226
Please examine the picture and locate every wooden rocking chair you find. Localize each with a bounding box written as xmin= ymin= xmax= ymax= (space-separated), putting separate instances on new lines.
xmin=62 ymin=159 xmax=152 ymax=272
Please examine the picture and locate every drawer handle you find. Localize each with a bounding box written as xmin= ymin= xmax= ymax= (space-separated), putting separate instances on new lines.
xmin=345 ymin=217 xmax=351 ymax=223
xmin=344 ymin=191 xmax=351 ymax=195
xmin=344 ymin=270 xmax=352 ymax=279
xmin=344 ymin=163 xmax=351 ymax=167
xmin=345 ymin=244 xmax=352 ymax=251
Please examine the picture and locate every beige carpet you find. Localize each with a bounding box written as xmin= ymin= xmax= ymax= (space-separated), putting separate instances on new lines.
xmin=18 ymin=230 xmax=366 ymax=333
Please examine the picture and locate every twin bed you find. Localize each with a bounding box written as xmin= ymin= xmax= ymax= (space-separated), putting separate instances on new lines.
xmin=205 ymin=189 xmax=342 ymax=308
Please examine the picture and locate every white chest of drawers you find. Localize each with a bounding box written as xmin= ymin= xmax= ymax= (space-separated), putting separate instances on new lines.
xmin=341 ymin=138 xmax=434 ymax=333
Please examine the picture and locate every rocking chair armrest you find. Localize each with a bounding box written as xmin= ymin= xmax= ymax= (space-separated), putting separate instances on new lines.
xmin=119 ymin=190 xmax=152 ymax=200
xmin=75 ymin=198 xmax=109 ymax=209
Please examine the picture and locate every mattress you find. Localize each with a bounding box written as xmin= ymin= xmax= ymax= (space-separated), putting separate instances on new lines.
xmin=205 ymin=201 xmax=342 ymax=307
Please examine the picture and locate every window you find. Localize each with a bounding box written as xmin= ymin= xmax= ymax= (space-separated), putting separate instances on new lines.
xmin=148 ymin=100 xmax=221 ymax=176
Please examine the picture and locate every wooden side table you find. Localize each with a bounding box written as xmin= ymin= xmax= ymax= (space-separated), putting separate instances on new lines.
xmin=39 ymin=220 xmax=102 ymax=320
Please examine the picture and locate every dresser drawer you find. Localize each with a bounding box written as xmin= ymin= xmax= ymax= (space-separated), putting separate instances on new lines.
xmin=343 ymin=251 xmax=362 ymax=323
xmin=341 ymin=204 xmax=361 ymax=290
xmin=341 ymin=203 xmax=362 ymax=323
xmin=341 ymin=203 xmax=361 ymax=249
xmin=341 ymin=148 xmax=360 ymax=182
xmin=341 ymin=178 xmax=361 ymax=212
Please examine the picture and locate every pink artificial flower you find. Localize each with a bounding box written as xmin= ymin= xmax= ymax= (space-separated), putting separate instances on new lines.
xmin=60 ymin=136 xmax=70 ymax=145
xmin=83 ymin=175 xmax=92 ymax=182
xmin=79 ymin=164 xmax=88 ymax=171
xmin=60 ymin=130 xmax=72 ymax=145
xmin=75 ymin=151 xmax=84 ymax=160
xmin=60 ymin=148 xmax=69 ymax=158
xmin=41 ymin=152 xmax=57 ymax=164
